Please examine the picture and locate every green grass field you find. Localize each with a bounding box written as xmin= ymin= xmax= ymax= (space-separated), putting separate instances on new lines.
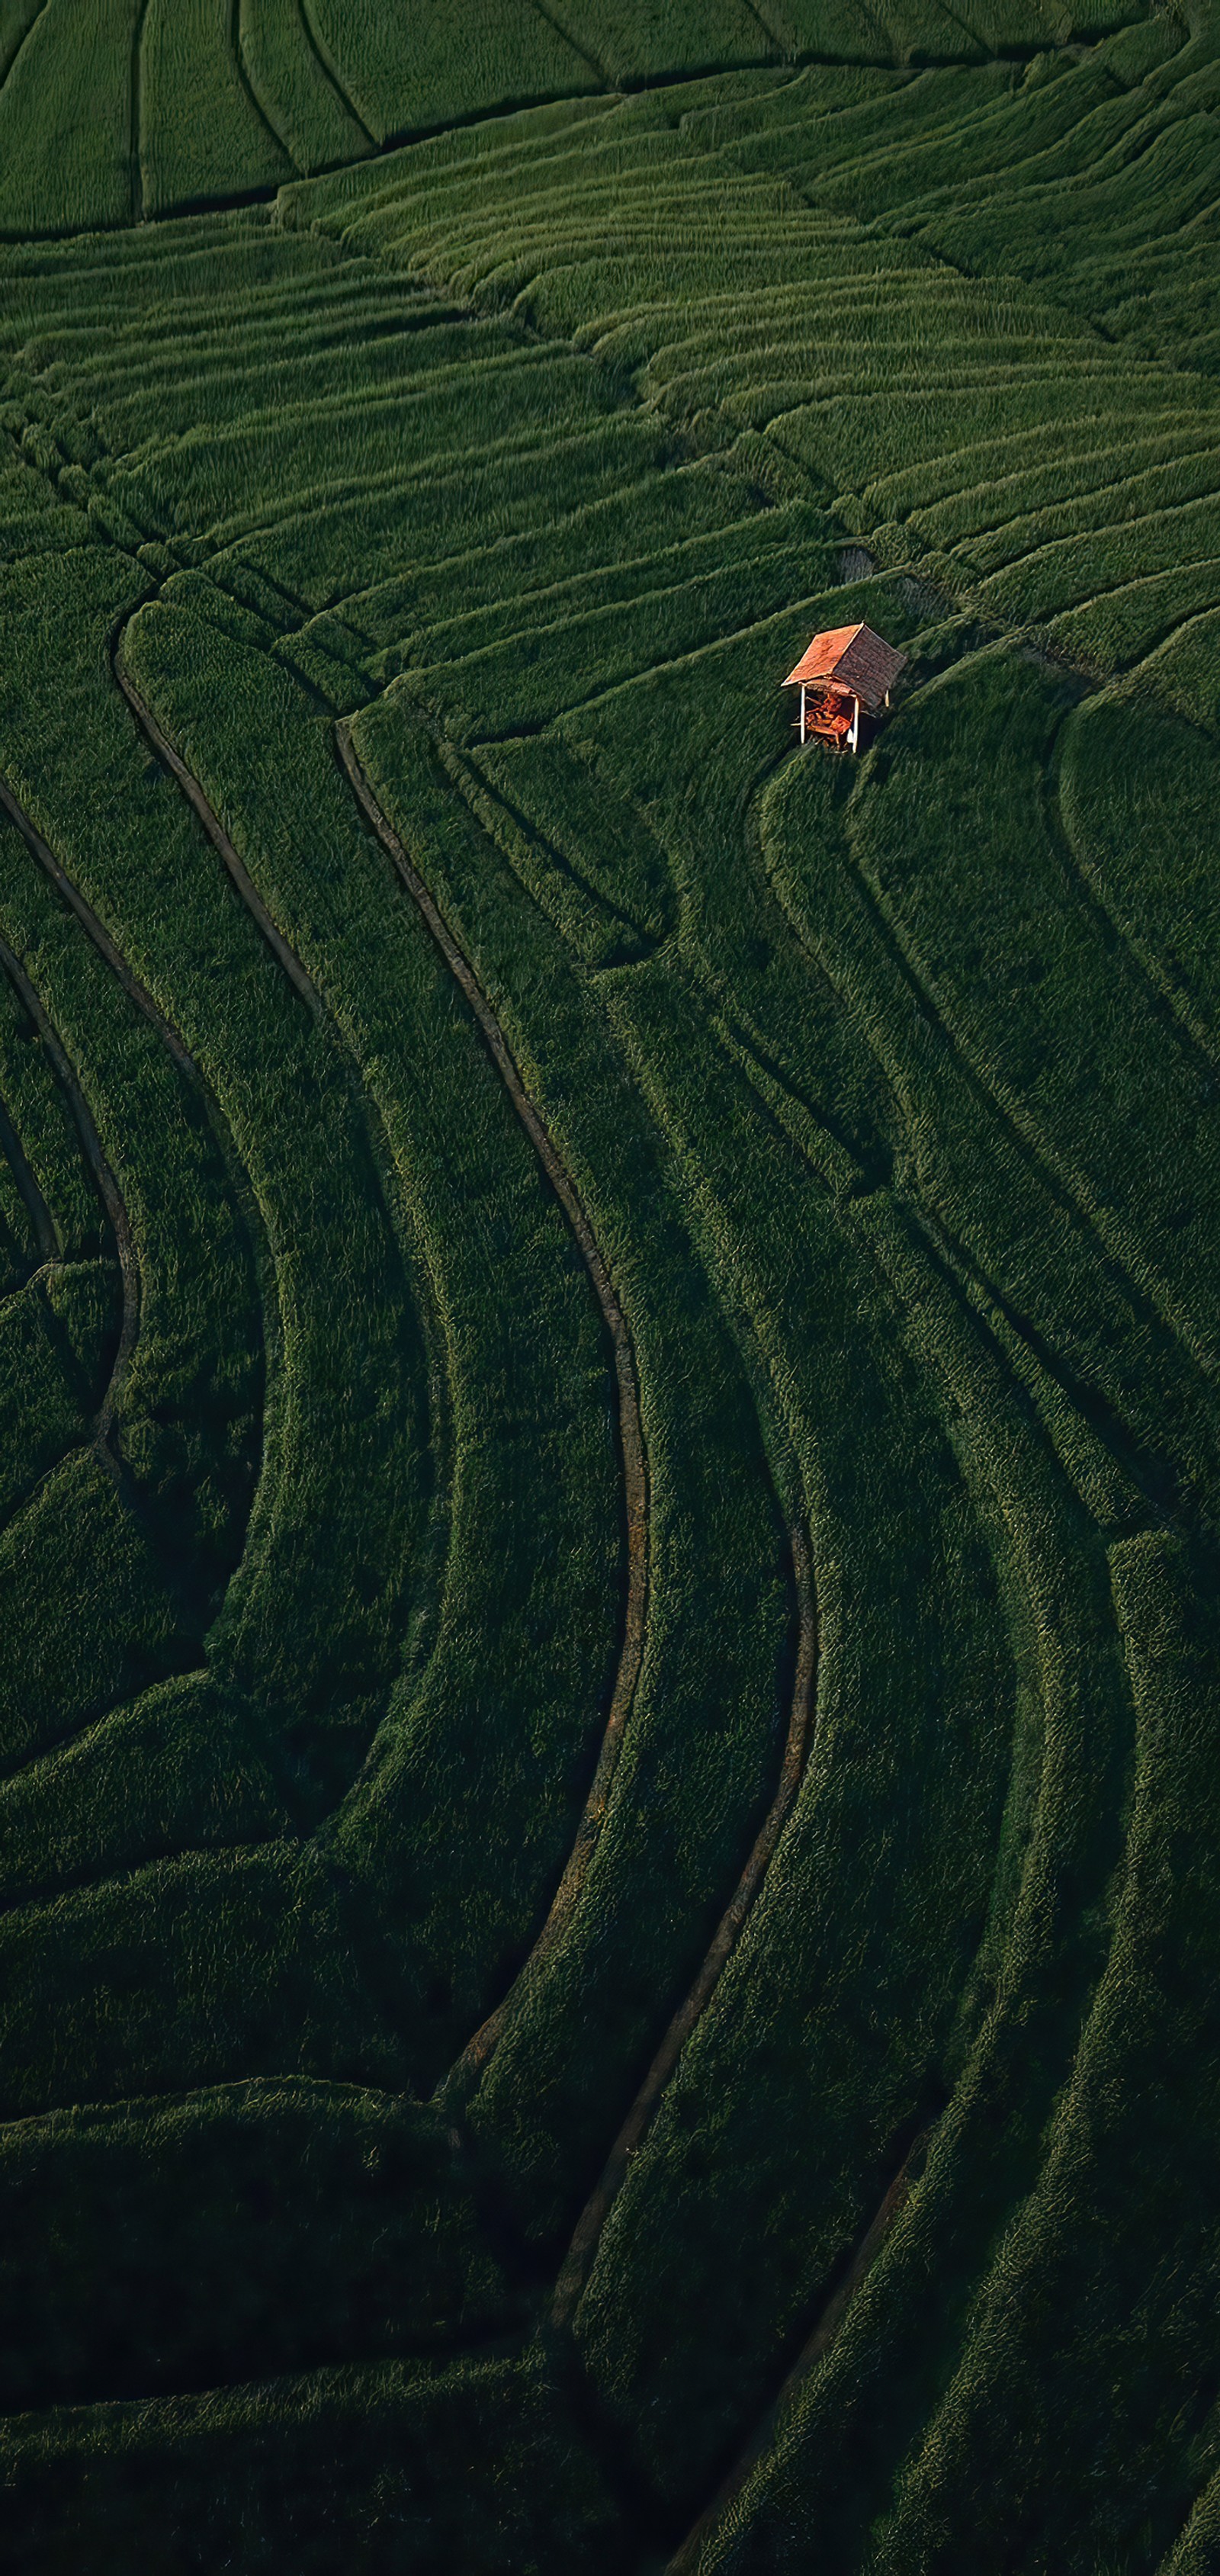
xmin=2 ymin=2 xmax=1218 ymax=2569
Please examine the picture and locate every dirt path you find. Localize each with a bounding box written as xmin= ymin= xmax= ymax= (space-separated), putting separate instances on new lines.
xmin=336 ymin=721 xmax=649 ymax=2093
xmin=552 ymin=1518 xmax=817 ymax=2330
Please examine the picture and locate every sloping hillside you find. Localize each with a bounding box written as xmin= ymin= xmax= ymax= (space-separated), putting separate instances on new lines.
xmin=2 ymin=7 xmax=1218 ymax=2571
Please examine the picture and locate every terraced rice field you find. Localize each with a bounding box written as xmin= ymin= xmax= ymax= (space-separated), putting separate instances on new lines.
xmin=2 ymin=2 xmax=1220 ymax=2568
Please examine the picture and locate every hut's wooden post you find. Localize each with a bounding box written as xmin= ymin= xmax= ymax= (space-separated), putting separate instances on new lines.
xmin=849 ymin=695 xmax=860 ymax=754
xmin=800 ymin=682 xmax=807 ymax=743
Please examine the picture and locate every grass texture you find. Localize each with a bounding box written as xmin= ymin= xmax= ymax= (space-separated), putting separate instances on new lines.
xmin=1 ymin=5 xmax=1219 ymax=2570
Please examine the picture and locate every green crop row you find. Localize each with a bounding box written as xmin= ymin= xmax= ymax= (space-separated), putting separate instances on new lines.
xmin=866 ymin=1533 xmax=1220 ymax=2576
xmin=0 ymin=547 xmax=433 ymax=1828
xmin=540 ymin=0 xmax=777 ymax=85
xmin=0 ymin=2350 xmax=624 ymax=2576
xmin=277 ymin=55 xmax=1216 ymax=684
xmin=0 ymin=0 xmax=140 ymax=239
xmin=0 ymin=823 xmax=264 ymax=1757
xmin=1058 ymin=689 xmax=1220 ymax=1064
xmin=0 ymin=1834 xmax=415 ymax=2119
xmin=527 ymin=584 xmax=1209 ymax=2555
xmin=0 ymin=0 xmax=1138 ymax=253
xmin=904 ymin=431 xmax=1219 ymax=556
xmin=0 ymin=844 xmax=262 ymax=1617
xmin=754 ymin=667 xmax=1220 ymax=1525
xmin=1135 ymin=602 xmax=1220 ymax=737
xmin=570 ymin=958 xmax=1015 ymax=2507
xmin=0 ymin=2076 xmax=515 ymax=2411
xmin=393 ymin=544 xmax=840 ymax=745
xmin=350 ymin=696 xmax=796 ymax=2237
xmin=850 ymin=650 xmax=1220 ymax=1380
xmin=1046 ymin=556 xmax=1220 ymax=677
xmin=74 ymin=312 xmax=493 ymax=453
xmin=0 ymin=923 xmax=104 ymax=1253
xmin=0 ymin=442 xmax=91 ymax=565
xmin=3 ymin=22 xmax=1219 ymax=2567
xmin=375 ymin=498 xmax=831 ymax=683
xmin=239 ymin=0 xmax=374 ymax=174
xmin=0 ymin=1670 xmax=289 ymax=1914
xmin=124 ymin=589 xmax=625 ymax=2089
xmin=465 ymin=732 xmax=677 ymax=968
xmin=692 ymin=1233 xmax=1146 ymax=2575
xmin=305 ymin=0 xmax=594 ymax=144
xmin=856 ymin=410 xmax=1206 ymax=523
xmin=514 ymin=599 xmax=1153 ymax=2511
xmin=296 ymin=451 xmax=777 ymax=664
xmin=101 ymin=344 xmax=624 ymax=551
xmin=139 ymin=0 xmax=292 ymax=219
xmin=0 ymin=1154 xmax=34 ymax=1286
xmin=234 ymin=413 xmax=672 ymax=613
xmin=777 ymin=0 xmax=1138 ymax=56
xmin=0 ymin=1452 xmax=198 ymax=1809
xmin=0 ymin=1258 xmax=117 ymax=1532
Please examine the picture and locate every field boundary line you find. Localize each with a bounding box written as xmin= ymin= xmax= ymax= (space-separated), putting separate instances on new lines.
xmin=0 ymin=925 xmax=135 ymax=1451
xmin=1 ymin=24 xmax=1164 ymax=239
xmin=1042 ymin=713 xmax=1220 ymax=1093
xmin=0 ymin=770 xmax=204 ymax=1082
xmin=113 ymin=644 xmax=322 ymax=1017
xmin=0 ymin=762 xmax=278 ymax=1479
xmin=525 ymin=0 xmax=612 ymax=89
xmin=667 ymin=2135 xmax=926 ymax=2574
xmin=750 ymin=733 xmax=1215 ymax=1507
xmin=0 ymin=987 xmax=59 ymax=1263
xmin=738 ymin=0 xmax=794 ymax=59
xmin=0 ymin=0 xmax=51 ymax=97
xmin=1102 ymin=580 xmax=1220 ymax=676
xmin=233 ymin=0 xmax=297 ymax=172
xmin=463 ymin=585 xmax=842 ymax=747
xmin=551 ymin=1517 xmax=817 ymax=2331
xmin=111 ymin=629 xmax=458 ymax=1798
xmin=850 ymin=791 xmax=1220 ymax=1387
xmin=942 ymin=446 xmax=1220 ymax=561
xmin=230 ymin=0 xmax=300 ymax=173
xmin=0 ymin=1089 xmax=55 ymax=1259
xmin=297 ymin=0 xmax=377 ymax=148
xmin=336 ymin=720 xmax=649 ymax=2092
xmin=756 ymin=721 xmax=1220 ymax=1408
xmin=0 ymin=753 xmax=281 ymax=1405
xmin=130 ymin=0 xmax=152 ymax=223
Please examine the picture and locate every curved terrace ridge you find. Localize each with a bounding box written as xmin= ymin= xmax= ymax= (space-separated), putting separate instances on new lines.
xmin=336 ymin=720 xmax=650 ymax=2093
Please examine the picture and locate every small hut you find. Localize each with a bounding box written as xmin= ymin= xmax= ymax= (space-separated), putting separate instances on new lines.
xmin=783 ymin=622 xmax=907 ymax=753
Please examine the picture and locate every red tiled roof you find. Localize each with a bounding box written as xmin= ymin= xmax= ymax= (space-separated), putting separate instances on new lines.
xmin=783 ymin=622 xmax=907 ymax=711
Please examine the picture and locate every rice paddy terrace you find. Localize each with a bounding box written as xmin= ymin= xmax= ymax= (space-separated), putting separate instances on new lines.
xmin=2 ymin=2 xmax=1220 ymax=2568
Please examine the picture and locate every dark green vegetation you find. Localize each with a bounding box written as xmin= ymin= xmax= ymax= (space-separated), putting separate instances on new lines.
xmin=2 ymin=2 xmax=1219 ymax=2568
